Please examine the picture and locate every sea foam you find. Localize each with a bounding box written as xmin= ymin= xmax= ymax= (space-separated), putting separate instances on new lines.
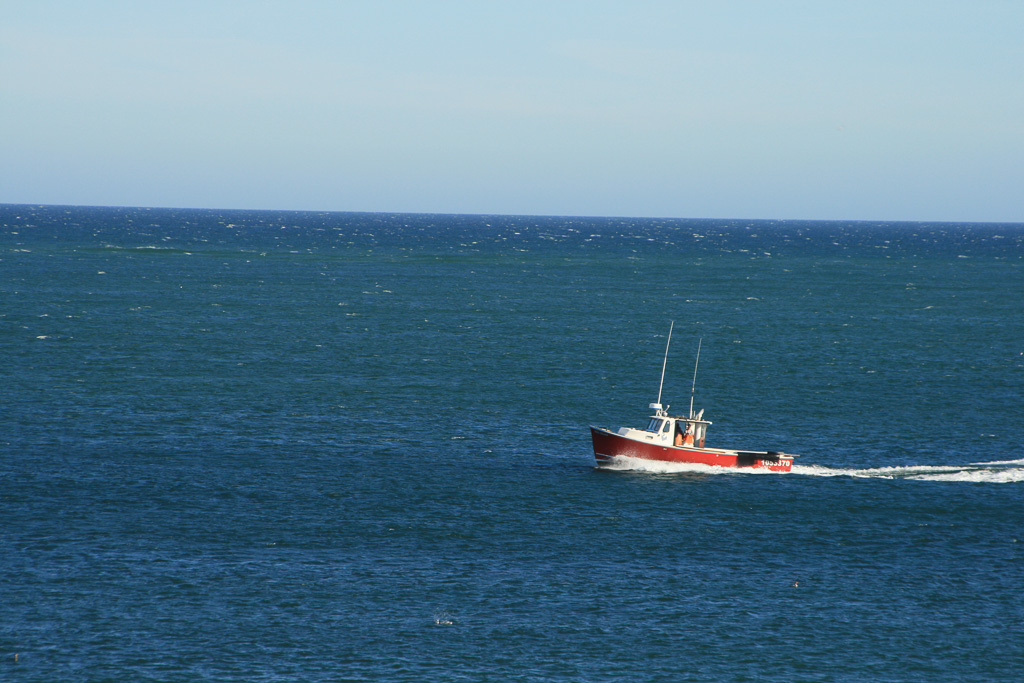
xmin=791 ymin=461 xmax=1024 ymax=483
xmin=602 ymin=458 xmax=1024 ymax=483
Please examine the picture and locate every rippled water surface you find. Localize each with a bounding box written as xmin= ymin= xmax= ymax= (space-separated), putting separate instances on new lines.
xmin=2 ymin=205 xmax=1023 ymax=681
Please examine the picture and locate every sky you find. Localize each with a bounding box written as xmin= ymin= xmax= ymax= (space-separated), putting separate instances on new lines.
xmin=2 ymin=0 xmax=1023 ymax=221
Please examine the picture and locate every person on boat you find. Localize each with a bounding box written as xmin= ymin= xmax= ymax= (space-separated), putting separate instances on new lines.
xmin=675 ymin=422 xmax=695 ymax=447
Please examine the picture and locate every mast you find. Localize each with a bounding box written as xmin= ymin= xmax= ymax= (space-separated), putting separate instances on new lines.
xmin=689 ymin=338 xmax=702 ymax=418
xmin=655 ymin=321 xmax=674 ymax=410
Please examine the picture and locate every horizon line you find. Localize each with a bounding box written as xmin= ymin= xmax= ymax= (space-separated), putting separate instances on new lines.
xmin=2 ymin=201 xmax=1022 ymax=227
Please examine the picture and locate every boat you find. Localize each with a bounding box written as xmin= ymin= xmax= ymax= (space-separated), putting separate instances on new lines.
xmin=590 ymin=323 xmax=798 ymax=472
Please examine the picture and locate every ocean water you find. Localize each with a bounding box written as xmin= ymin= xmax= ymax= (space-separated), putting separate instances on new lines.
xmin=2 ymin=204 xmax=1023 ymax=681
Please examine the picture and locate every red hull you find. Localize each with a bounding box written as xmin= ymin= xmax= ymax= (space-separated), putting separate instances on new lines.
xmin=591 ymin=427 xmax=793 ymax=472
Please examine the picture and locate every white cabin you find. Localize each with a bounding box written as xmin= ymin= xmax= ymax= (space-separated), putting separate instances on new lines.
xmin=616 ymin=403 xmax=712 ymax=449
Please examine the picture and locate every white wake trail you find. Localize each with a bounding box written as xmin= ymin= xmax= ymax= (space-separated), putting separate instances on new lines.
xmin=792 ymin=460 xmax=1024 ymax=483
xmin=601 ymin=457 xmax=1024 ymax=483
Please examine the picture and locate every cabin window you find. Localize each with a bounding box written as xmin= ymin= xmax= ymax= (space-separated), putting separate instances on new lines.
xmin=662 ymin=421 xmax=672 ymax=433
xmin=647 ymin=418 xmax=663 ymax=432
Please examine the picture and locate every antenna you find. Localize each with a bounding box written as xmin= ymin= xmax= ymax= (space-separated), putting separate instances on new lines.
xmin=689 ymin=337 xmax=702 ymax=418
xmin=655 ymin=321 xmax=674 ymax=409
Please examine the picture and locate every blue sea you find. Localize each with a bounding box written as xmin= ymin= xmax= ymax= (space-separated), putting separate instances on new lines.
xmin=2 ymin=204 xmax=1023 ymax=681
